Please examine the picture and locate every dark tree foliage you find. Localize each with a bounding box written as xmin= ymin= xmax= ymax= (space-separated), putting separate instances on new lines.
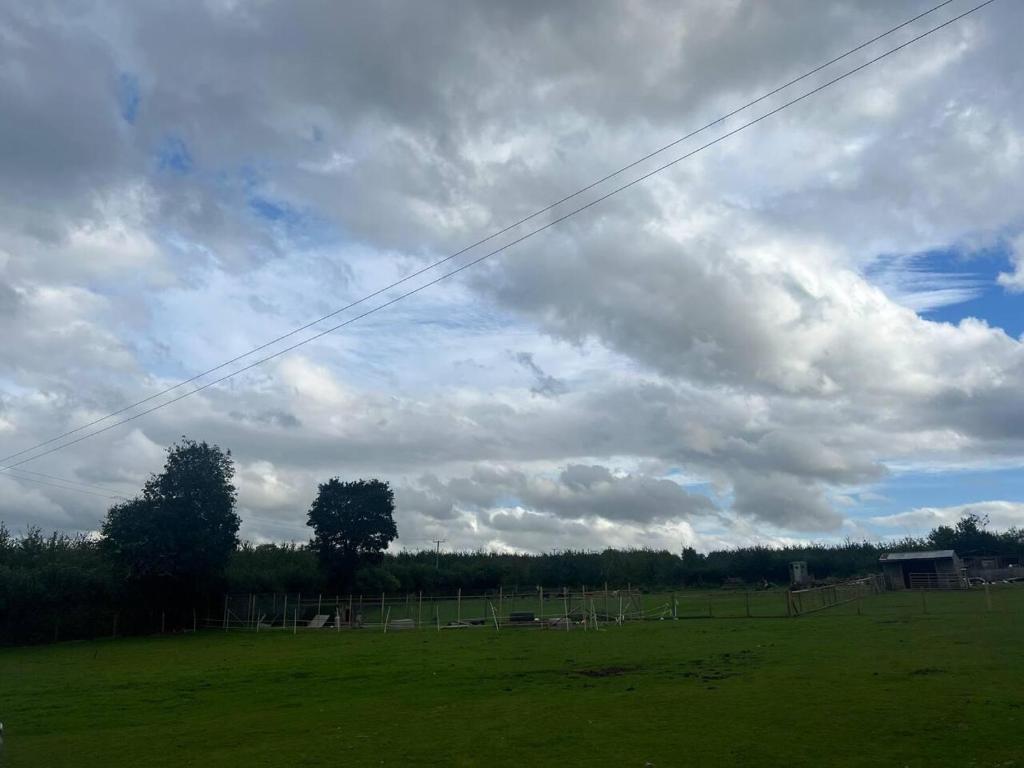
xmin=306 ymin=478 xmax=398 ymax=590
xmin=226 ymin=541 xmax=320 ymax=594
xmin=0 ymin=525 xmax=115 ymax=644
xmin=927 ymin=512 xmax=1006 ymax=557
xmin=101 ymin=438 xmax=239 ymax=627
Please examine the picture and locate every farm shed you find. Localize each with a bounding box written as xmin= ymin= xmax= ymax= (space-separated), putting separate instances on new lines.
xmin=879 ymin=550 xmax=962 ymax=590
xmin=964 ymin=555 xmax=1021 ymax=582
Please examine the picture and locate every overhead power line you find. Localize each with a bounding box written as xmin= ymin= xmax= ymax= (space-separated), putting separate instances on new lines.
xmin=4 ymin=466 xmax=127 ymax=495
xmin=0 ymin=0 xmax=997 ymax=474
xmin=0 ymin=467 xmax=126 ymax=500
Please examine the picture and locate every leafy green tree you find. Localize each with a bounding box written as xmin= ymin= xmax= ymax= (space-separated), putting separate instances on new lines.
xmin=927 ymin=512 xmax=1000 ymax=557
xmin=101 ymin=438 xmax=239 ymax=622
xmin=306 ymin=478 xmax=398 ymax=590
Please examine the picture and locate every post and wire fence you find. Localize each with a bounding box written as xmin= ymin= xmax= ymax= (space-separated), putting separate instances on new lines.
xmin=210 ymin=586 xmax=649 ymax=632
xmin=174 ymin=574 xmax=1019 ymax=636
xmin=208 ymin=578 xmax=906 ymax=633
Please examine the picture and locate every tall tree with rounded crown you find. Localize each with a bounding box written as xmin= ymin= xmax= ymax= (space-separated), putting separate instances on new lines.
xmin=306 ymin=478 xmax=398 ymax=590
xmin=102 ymin=438 xmax=240 ymax=623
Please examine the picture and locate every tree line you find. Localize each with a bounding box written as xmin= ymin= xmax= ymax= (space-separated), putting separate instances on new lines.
xmin=2 ymin=437 xmax=1021 ymax=644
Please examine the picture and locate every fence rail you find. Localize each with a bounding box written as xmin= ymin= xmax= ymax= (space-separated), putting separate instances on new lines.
xmin=208 ymin=581 xmax=880 ymax=632
xmin=188 ymin=578 xmax=1020 ymax=634
xmin=908 ymin=572 xmax=965 ymax=590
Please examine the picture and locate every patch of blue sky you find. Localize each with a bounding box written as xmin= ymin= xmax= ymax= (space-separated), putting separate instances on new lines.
xmin=248 ymin=196 xmax=299 ymax=225
xmin=246 ymin=193 xmax=342 ymax=249
xmin=867 ymin=242 xmax=1023 ymax=338
xmin=920 ymin=243 xmax=1024 ymax=339
xmin=155 ymin=136 xmax=193 ymax=174
xmin=117 ymin=73 xmax=140 ymax=124
xmin=847 ymin=465 xmax=1024 ymax=530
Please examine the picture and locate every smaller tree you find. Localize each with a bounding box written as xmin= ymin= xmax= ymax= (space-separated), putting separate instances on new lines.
xmin=306 ymin=478 xmax=398 ymax=590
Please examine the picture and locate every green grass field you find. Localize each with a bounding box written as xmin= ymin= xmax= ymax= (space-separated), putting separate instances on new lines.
xmin=2 ymin=587 xmax=1021 ymax=767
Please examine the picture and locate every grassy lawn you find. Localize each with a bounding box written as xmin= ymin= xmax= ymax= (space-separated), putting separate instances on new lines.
xmin=1 ymin=587 xmax=1021 ymax=767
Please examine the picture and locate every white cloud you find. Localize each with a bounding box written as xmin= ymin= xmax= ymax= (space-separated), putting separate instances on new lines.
xmin=997 ymin=234 xmax=1024 ymax=293
xmin=871 ymin=500 xmax=1024 ymax=534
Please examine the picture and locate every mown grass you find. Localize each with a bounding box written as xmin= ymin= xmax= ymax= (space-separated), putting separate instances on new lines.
xmin=1 ymin=587 xmax=1021 ymax=767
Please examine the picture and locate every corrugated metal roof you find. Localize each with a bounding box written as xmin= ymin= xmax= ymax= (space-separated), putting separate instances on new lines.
xmin=879 ymin=550 xmax=956 ymax=562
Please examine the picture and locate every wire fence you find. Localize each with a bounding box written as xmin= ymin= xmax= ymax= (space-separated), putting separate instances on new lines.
xmin=210 ymin=587 xmax=649 ymax=632
xmin=212 ymin=576 xmax=1023 ymax=631
xmin=181 ymin=577 xmax=1023 ymax=636
xmin=209 ymin=581 xmax=880 ymax=632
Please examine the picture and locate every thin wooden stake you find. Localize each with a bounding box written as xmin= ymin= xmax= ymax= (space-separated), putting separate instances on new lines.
xmin=418 ymin=591 xmax=423 ymax=629
xmin=457 ymin=588 xmax=462 ymax=625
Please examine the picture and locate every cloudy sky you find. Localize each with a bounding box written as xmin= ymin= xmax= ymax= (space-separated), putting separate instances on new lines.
xmin=2 ymin=0 xmax=1023 ymax=553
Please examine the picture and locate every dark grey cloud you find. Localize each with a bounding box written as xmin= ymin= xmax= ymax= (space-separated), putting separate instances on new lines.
xmin=0 ymin=281 xmax=21 ymax=316
xmin=514 ymin=351 xmax=568 ymax=398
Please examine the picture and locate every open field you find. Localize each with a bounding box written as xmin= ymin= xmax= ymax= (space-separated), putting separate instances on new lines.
xmin=2 ymin=587 xmax=1022 ymax=767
